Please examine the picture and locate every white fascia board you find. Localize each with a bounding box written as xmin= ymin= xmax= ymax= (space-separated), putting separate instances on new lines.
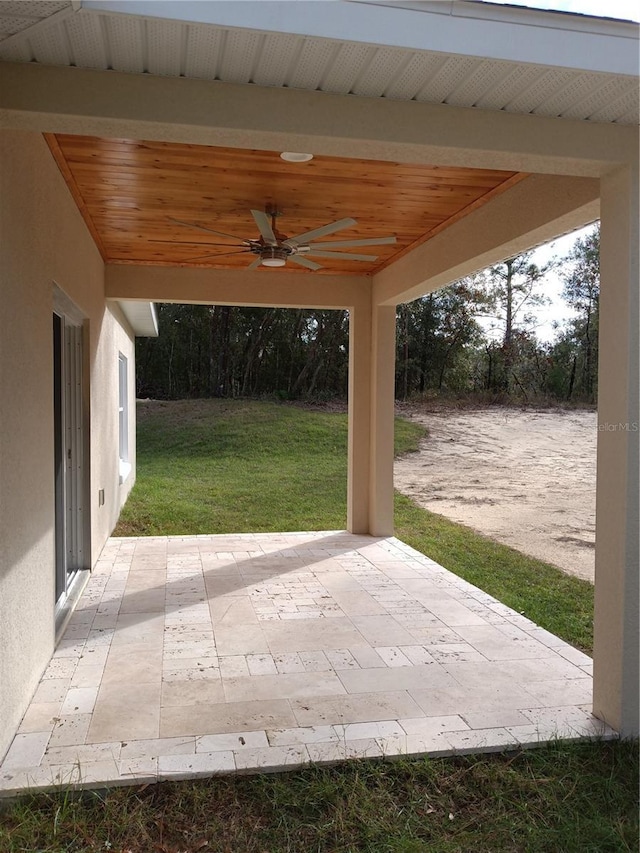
xmin=356 ymin=1 xmax=638 ymax=30
xmin=118 ymin=300 xmax=159 ymax=337
xmin=80 ymin=0 xmax=639 ymax=76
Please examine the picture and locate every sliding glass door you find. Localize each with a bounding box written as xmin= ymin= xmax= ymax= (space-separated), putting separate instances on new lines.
xmin=53 ymin=312 xmax=85 ymax=607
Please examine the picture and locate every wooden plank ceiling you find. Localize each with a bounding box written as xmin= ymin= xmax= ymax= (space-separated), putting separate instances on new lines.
xmin=46 ymin=134 xmax=525 ymax=275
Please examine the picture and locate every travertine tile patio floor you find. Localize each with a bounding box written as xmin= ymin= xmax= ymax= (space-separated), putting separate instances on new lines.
xmin=0 ymin=532 xmax=615 ymax=795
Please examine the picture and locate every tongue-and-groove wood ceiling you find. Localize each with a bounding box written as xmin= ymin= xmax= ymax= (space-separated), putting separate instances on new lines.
xmin=46 ymin=133 xmax=526 ymax=275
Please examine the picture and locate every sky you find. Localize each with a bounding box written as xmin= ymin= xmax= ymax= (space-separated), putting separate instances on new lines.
xmin=494 ymin=224 xmax=599 ymax=344
xmin=474 ymin=224 xmax=597 ymax=345
xmin=484 ymin=0 xmax=640 ymax=22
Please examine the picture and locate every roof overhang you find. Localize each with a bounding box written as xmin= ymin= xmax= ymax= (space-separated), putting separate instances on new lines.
xmin=0 ymin=1 xmax=637 ymax=125
xmin=117 ymin=300 xmax=159 ymax=337
xmin=81 ymin=0 xmax=639 ymax=74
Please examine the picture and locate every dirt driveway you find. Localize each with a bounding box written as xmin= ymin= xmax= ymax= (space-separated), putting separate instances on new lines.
xmin=394 ymin=408 xmax=596 ymax=582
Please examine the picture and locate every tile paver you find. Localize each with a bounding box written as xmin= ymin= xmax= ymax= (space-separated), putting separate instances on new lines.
xmin=0 ymin=531 xmax=617 ymax=796
xmin=159 ymin=698 xmax=297 ymax=738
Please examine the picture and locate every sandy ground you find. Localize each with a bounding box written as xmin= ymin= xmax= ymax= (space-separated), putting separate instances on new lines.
xmin=394 ymin=408 xmax=596 ymax=582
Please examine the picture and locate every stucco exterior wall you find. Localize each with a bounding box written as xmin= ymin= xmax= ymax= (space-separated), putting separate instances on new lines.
xmin=91 ymin=300 xmax=137 ymax=558
xmin=0 ymin=130 xmax=135 ymax=760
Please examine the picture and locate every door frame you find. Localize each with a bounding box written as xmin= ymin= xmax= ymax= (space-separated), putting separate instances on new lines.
xmin=53 ymin=285 xmax=91 ymax=622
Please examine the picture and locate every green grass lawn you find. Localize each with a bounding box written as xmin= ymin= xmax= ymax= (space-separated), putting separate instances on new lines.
xmin=2 ymin=741 xmax=637 ymax=852
xmin=116 ymin=398 xmax=359 ymax=535
xmin=3 ymin=399 xmax=635 ymax=853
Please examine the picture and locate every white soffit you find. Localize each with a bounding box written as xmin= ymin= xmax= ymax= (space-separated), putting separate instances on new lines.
xmin=0 ymin=0 xmax=637 ymax=125
xmin=118 ymin=301 xmax=159 ymax=338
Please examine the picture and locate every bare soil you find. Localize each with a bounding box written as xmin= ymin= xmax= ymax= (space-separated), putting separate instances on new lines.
xmin=394 ymin=407 xmax=596 ymax=582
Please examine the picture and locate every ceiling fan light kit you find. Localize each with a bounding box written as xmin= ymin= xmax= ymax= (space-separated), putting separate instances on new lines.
xmin=163 ymin=208 xmax=396 ymax=271
xmin=260 ymin=247 xmax=288 ymax=267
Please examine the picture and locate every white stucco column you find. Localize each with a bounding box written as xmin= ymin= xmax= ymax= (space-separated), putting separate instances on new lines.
xmin=348 ymin=301 xmax=372 ymax=534
xmin=368 ymin=304 xmax=397 ymax=535
xmin=347 ymin=301 xmax=396 ymax=535
xmin=592 ymin=163 xmax=639 ymax=737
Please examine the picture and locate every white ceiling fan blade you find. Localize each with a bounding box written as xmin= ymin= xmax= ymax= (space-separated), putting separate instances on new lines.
xmin=289 ymin=255 xmax=322 ymax=271
xmin=286 ymin=217 xmax=357 ymax=246
xmin=247 ymin=257 xmax=262 ymax=270
xmin=168 ymin=217 xmax=248 ymax=242
xmin=306 ymin=236 xmax=397 ymax=249
xmin=251 ymin=210 xmax=277 ymax=245
xmin=304 ymin=250 xmax=378 ymax=262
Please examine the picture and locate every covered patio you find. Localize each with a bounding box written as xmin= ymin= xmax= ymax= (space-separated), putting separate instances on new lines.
xmin=0 ymin=0 xmax=637 ymax=790
xmin=0 ymin=531 xmax=612 ymax=794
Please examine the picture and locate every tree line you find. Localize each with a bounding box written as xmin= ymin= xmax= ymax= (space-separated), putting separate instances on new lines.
xmin=135 ymin=224 xmax=599 ymax=405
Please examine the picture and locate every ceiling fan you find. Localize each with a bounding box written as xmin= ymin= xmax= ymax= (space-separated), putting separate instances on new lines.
xmin=154 ymin=208 xmax=397 ymax=270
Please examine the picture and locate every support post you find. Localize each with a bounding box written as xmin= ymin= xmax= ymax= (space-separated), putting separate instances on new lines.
xmin=592 ymin=163 xmax=639 ymax=736
xmin=347 ymin=301 xmax=397 ymax=535
xmin=347 ymin=301 xmax=372 ymax=534
xmin=369 ymin=304 xmax=397 ymax=535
